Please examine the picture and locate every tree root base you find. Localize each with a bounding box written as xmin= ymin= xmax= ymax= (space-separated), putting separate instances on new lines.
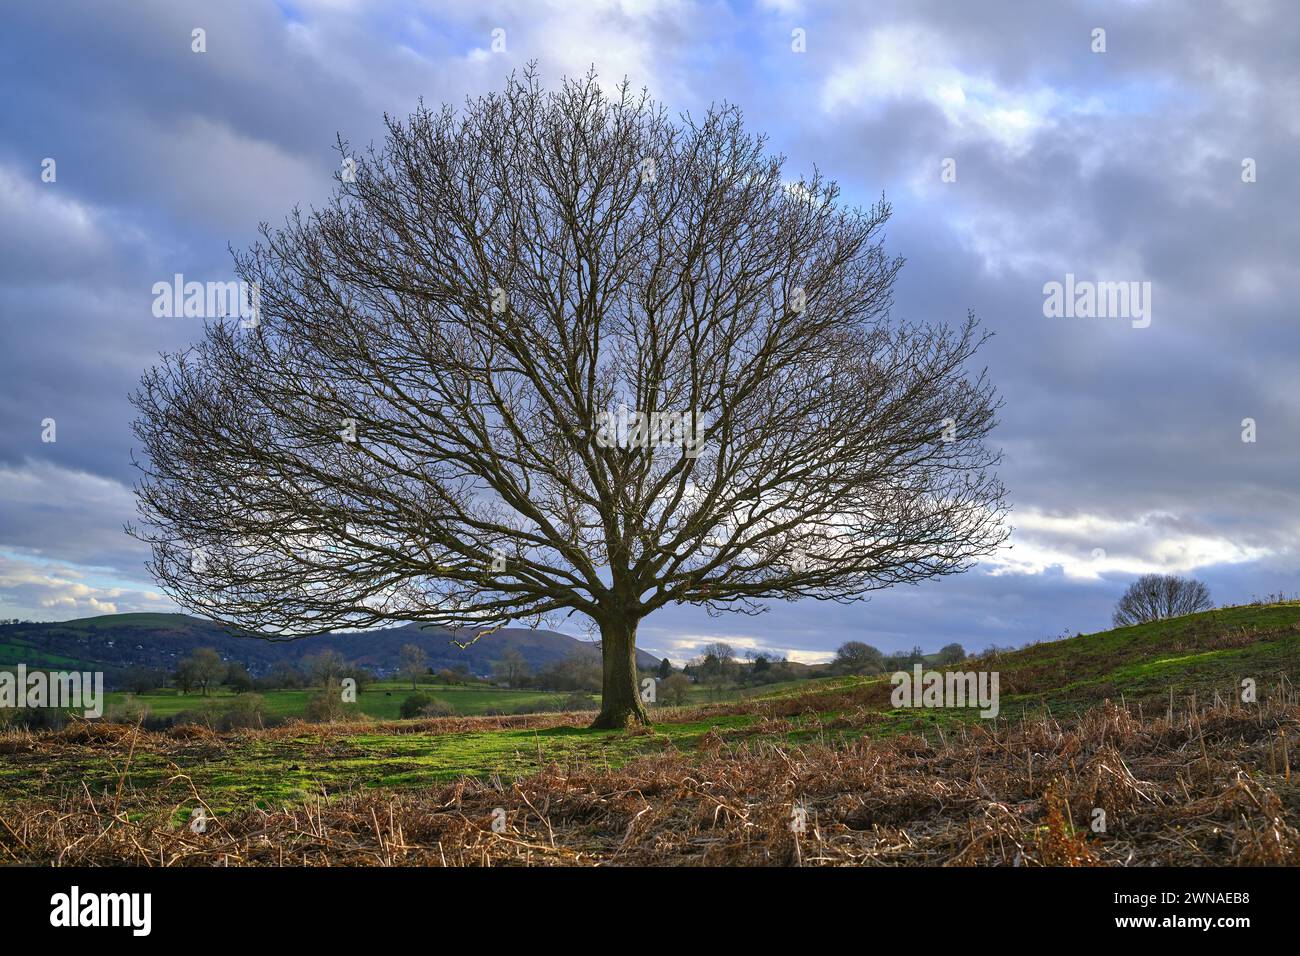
xmin=588 ymin=709 xmax=651 ymax=730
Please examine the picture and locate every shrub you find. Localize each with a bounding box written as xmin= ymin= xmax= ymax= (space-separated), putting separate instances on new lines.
xmin=419 ymin=698 xmax=455 ymax=718
xmin=400 ymin=692 xmax=432 ymax=718
xmin=658 ymin=673 xmax=692 ymax=706
xmin=220 ymin=693 xmax=266 ymax=730
xmin=305 ymin=680 xmax=357 ymax=722
xmin=0 ymin=707 xmax=77 ymax=731
xmin=171 ymin=699 xmax=222 ymax=730
xmin=106 ymin=696 xmax=151 ymax=725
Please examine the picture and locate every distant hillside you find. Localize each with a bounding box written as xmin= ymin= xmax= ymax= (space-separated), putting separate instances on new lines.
xmin=0 ymin=612 xmax=661 ymax=685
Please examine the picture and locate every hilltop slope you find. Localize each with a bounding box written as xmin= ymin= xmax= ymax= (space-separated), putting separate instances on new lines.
xmin=733 ymin=600 xmax=1300 ymax=722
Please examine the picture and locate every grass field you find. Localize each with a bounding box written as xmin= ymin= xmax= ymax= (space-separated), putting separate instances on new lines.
xmin=1 ymin=602 xmax=1297 ymax=865
xmin=0 ymin=637 xmax=92 ymax=670
xmin=104 ymin=681 xmax=582 ymax=720
xmin=100 ymin=676 xmax=812 ymax=721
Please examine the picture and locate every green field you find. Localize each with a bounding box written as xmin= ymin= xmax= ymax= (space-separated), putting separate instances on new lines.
xmin=98 ymin=675 xmax=816 ymax=722
xmin=0 ymin=638 xmax=93 ymax=670
xmin=104 ymin=680 xmax=587 ymax=720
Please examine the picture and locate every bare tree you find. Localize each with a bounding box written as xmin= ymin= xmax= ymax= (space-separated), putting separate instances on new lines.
xmin=173 ymin=659 xmax=196 ymax=695
xmin=1113 ymin=574 xmax=1212 ymax=627
xmin=302 ymin=649 xmax=347 ymax=687
xmin=398 ymin=643 xmax=427 ymax=689
xmin=493 ymin=648 xmax=529 ymax=687
xmin=700 ymin=643 xmax=735 ymax=668
xmin=833 ymin=640 xmax=885 ymax=675
xmin=182 ymin=647 xmax=225 ymax=697
xmin=128 ymin=69 xmax=1007 ymax=728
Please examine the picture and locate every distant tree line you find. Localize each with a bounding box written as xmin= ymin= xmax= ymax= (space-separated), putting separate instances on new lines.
xmin=115 ymin=647 xmax=380 ymax=699
xmin=828 ymin=640 xmax=967 ymax=676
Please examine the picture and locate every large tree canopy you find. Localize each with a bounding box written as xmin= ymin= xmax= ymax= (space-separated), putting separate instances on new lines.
xmin=130 ymin=69 xmax=1008 ymax=727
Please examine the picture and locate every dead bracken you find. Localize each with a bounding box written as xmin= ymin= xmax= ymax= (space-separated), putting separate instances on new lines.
xmin=0 ymin=691 xmax=1295 ymax=866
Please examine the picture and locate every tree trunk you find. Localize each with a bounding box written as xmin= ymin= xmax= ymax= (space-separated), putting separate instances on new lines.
xmin=591 ymin=615 xmax=649 ymax=729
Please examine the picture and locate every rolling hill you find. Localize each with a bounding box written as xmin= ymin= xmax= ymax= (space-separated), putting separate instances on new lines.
xmin=0 ymin=612 xmax=662 ymax=684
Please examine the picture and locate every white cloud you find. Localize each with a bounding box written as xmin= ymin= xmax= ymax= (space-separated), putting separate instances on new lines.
xmin=0 ymin=552 xmax=173 ymax=621
xmin=757 ymin=0 xmax=803 ymax=14
xmin=529 ymin=0 xmax=688 ymax=98
xmin=986 ymin=507 xmax=1275 ymax=580
xmin=820 ymin=25 xmax=1062 ymax=153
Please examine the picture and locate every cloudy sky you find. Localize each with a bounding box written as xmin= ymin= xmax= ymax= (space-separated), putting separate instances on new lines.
xmin=1 ymin=0 xmax=1297 ymax=664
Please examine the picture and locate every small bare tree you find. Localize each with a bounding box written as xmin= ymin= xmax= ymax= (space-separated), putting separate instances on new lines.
xmin=1113 ymin=574 xmax=1213 ymax=627
xmin=494 ymin=648 xmax=529 ymax=687
xmin=302 ymin=649 xmax=347 ymax=687
xmin=129 ymin=69 xmax=1007 ymax=728
xmin=398 ymin=643 xmax=427 ymax=689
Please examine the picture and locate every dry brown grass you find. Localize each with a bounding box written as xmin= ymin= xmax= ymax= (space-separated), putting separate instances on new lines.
xmin=0 ymin=694 xmax=1296 ymax=866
